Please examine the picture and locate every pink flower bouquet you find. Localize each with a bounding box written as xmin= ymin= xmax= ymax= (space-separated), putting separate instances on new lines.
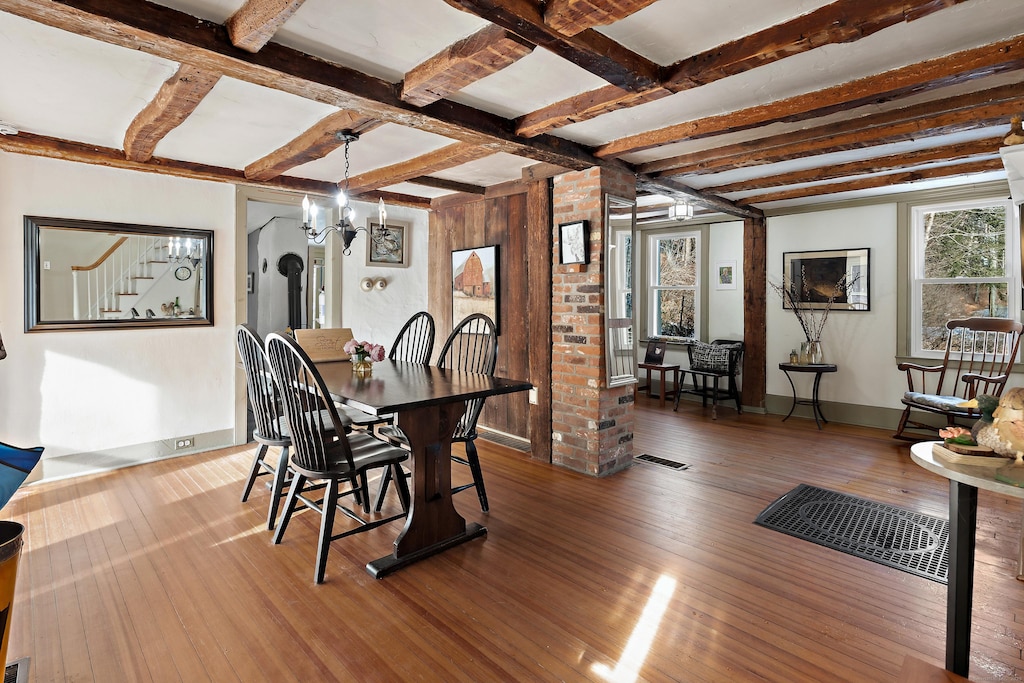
xmin=344 ymin=339 xmax=386 ymax=363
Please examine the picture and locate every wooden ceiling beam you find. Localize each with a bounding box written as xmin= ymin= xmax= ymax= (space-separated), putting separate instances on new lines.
xmin=701 ymin=138 xmax=1003 ymax=194
xmin=0 ymin=0 xmax=605 ymax=172
xmin=244 ymin=110 xmax=381 ymax=181
xmin=401 ymin=25 xmax=533 ymax=107
xmin=440 ymin=0 xmax=661 ymax=91
xmin=740 ymin=157 xmax=1004 ymax=205
xmin=597 ymin=34 xmax=1024 ymax=158
xmin=123 ymin=64 xmax=220 ymax=163
xmin=343 ymin=142 xmax=494 ymax=195
xmin=0 ymin=131 xmax=339 ymax=194
xmin=641 ymin=82 xmax=1024 ymax=176
xmin=408 ymin=176 xmax=486 ymax=194
xmin=226 ymin=0 xmax=306 ymax=53
xmin=663 ymin=0 xmax=969 ymax=90
xmin=517 ymin=0 xmax=969 ymax=138
xmin=543 ymin=0 xmax=660 ymax=36
xmin=636 ymin=176 xmax=763 ymax=220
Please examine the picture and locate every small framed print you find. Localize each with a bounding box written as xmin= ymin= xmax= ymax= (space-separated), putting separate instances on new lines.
xmin=558 ymin=220 xmax=589 ymax=265
xmin=716 ymin=260 xmax=737 ymax=290
xmin=365 ymin=219 xmax=409 ymax=267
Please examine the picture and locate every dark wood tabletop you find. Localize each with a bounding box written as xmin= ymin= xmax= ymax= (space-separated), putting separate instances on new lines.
xmin=316 ymin=359 xmax=532 ymax=414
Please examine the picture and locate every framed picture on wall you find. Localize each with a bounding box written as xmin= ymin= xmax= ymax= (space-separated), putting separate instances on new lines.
xmin=715 ymin=261 xmax=737 ymax=290
xmin=365 ymin=219 xmax=410 ymax=267
xmin=451 ymin=245 xmax=500 ymax=333
xmin=783 ymin=248 xmax=869 ymax=311
xmin=558 ymin=220 xmax=589 ymax=265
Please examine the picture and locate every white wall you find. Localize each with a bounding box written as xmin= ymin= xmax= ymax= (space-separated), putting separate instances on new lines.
xmin=707 ymin=220 xmax=744 ymax=342
xmin=767 ymin=203 xmax=901 ymax=409
xmin=339 ymin=200 xmax=430 ymax=349
xmin=0 ymin=153 xmax=236 ymax=477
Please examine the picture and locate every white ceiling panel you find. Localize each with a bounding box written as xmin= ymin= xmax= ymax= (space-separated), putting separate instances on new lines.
xmin=431 ymin=152 xmax=536 ymax=186
xmin=0 ymin=12 xmax=176 ymax=150
xmin=597 ymin=0 xmax=837 ymax=65
xmin=154 ymin=77 xmax=339 ymax=169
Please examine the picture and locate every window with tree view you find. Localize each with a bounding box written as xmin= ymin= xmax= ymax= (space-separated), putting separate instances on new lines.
xmin=648 ymin=230 xmax=699 ymax=340
xmin=911 ymin=198 xmax=1017 ymax=353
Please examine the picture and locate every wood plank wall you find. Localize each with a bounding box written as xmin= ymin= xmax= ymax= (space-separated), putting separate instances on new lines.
xmin=429 ymin=183 xmax=552 ymax=456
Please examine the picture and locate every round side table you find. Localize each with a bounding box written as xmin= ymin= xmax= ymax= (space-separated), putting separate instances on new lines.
xmin=779 ymin=363 xmax=837 ymax=429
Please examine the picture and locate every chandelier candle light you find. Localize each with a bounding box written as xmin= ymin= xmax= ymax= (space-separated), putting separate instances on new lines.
xmin=298 ymin=131 xmax=400 ymax=258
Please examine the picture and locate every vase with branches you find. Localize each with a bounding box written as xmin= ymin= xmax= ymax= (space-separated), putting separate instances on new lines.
xmin=769 ymin=269 xmax=861 ymax=363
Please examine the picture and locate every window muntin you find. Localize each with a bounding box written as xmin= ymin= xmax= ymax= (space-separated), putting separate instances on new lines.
xmin=911 ymin=199 xmax=1016 ymax=354
xmin=647 ymin=230 xmax=699 ymax=340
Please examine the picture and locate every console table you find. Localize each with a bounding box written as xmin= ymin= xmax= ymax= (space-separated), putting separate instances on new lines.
xmin=779 ymin=362 xmax=837 ymax=429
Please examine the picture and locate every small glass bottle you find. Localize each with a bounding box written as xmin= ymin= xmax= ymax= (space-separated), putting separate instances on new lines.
xmin=789 ymin=349 xmax=799 ymax=364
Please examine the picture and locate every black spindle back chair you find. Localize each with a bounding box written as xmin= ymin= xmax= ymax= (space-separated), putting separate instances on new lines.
xmin=389 ymin=311 xmax=435 ymax=364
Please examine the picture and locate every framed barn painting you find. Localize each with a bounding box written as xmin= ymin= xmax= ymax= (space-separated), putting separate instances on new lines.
xmin=451 ymin=245 xmax=499 ymax=333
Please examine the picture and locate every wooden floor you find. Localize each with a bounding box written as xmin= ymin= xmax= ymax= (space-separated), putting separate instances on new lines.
xmin=5 ymin=397 xmax=1024 ymax=682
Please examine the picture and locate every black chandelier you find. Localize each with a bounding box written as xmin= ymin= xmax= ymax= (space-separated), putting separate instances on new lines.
xmin=300 ymin=131 xmax=399 ymax=256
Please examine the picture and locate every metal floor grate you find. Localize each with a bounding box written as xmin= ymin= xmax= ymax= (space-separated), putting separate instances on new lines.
xmin=636 ymin=454 xmax=690 ymax=470
xmin=754 ymin=484 xmax=948 ymax=583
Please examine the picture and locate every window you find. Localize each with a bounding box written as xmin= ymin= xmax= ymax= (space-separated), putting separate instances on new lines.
xmin=910 ymin=197 xmax=1018 ymax=355
xmin=647 ymin=230 xmax=700 ymax=340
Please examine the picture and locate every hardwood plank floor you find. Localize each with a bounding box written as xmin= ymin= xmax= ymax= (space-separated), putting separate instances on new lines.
xmin=4 ymin=397 xmax=1024 ymax=682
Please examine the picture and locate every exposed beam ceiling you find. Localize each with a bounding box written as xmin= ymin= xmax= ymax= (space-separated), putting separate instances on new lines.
xmin=0 ymin=0 xmax=1018 ymax=216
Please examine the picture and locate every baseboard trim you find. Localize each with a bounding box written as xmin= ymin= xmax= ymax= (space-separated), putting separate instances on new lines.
xmin=31 ymin=428 xmax=235 ymax=484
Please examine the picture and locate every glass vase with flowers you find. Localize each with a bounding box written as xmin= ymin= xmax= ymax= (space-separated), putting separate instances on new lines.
xmin=769 ymin=269 xmax=860 ymax=364
xmin=343 ymin=339 xmax=386 ymax=377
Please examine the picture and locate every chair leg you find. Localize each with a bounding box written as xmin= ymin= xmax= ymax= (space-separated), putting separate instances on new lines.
xmin=893 ymin=406 xmax=913 ymax=439
xmin=267 ymin=446 xmax=289 ymax=531
xmin=711 ymin=377 xmax=720 ymax=420
xmin=356 ymin=472 xmax=370 ymax=514
xmin=315 ymin=479 xmax=339 ymax=584
xmin=241 ymin=444 xmax=268 ymax=502
xmin=394 ymin=464 xmax=412 ymax=512
xmin=464 ymin=440 xmax=489 ymax=513
xmin=373 ymin=465 xmax=394 ymax=513
xmin=272 ymin=473 xmax=305 ymax=545
xmin=731 ymin=377 xmax=742 ymax=414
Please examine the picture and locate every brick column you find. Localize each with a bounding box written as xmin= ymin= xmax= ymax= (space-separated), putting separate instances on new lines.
xmin=550 ymin=166 xmax=635 ymax=476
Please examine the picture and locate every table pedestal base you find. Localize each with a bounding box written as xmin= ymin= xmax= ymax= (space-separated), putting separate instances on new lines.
xmin=367 ymin=522 xmax=487 ymax=578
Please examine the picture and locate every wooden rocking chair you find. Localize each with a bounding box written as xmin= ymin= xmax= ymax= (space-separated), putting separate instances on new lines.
xmin=894 ymin=317 xmax=1023 ymax=440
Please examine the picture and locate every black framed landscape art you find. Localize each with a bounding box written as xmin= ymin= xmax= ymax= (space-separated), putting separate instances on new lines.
xmin=452 ymin=245 xmax=500 ymax=333
xmin=783 ymin=247 xmax=869 ymax=311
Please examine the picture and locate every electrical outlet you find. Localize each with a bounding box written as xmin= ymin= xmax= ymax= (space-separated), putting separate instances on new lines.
xmin=174 ymin=437 xmax=194 ymax=450
xmin=528 ymin=387 xmax=538 ymax=405
xmin=43 ymin=260 xmax=51 ymax=270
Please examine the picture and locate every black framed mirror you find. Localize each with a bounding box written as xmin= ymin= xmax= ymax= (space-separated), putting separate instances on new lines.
xmin=24 ymin=216 xmax=214 ymax=332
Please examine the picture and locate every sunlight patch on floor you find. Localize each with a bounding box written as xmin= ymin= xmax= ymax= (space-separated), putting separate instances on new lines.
xmin=592 ymin=574 xmax=677 ymax=683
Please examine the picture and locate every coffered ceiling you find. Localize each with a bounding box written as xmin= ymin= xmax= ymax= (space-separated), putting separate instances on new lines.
xmin=1 ymin=0 xmax=1022 ymax=221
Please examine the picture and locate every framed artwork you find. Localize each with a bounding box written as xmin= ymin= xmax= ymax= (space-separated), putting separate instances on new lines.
xmin=715 ymin=260 xmax=737 ymax=290
xmin=558 ymin=220 xmax=589 ymax=265
xmin=783 ymin=248 xmax=870 ymax=311
xmin=452 ymin=245 xmax=500 ymax=333
xmin=365 ymin=219 xmax=409 ymax=267
xmin=643 ymin=339 xmax=667 ymax=364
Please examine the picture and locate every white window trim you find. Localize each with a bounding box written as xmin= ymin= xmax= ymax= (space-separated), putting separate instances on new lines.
xmin=646 ymin=229 xmax=701 ymax=341
xmin=909 ymin=196 xmax=1020 ymax=358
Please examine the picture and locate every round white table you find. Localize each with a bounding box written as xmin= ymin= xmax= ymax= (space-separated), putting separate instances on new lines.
xmin=910 ymin=441 xmax=1024 ymax=678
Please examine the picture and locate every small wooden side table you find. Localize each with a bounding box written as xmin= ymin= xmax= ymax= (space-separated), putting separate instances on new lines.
xmin=779 ymin=362 xmax=837 ymax=429
xmin=638 ymin=363 xmax=679 ymax=408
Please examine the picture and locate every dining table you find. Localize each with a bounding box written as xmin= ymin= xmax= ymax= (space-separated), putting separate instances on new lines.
xmin=315 ymin=359 xmax=532 ymax=578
